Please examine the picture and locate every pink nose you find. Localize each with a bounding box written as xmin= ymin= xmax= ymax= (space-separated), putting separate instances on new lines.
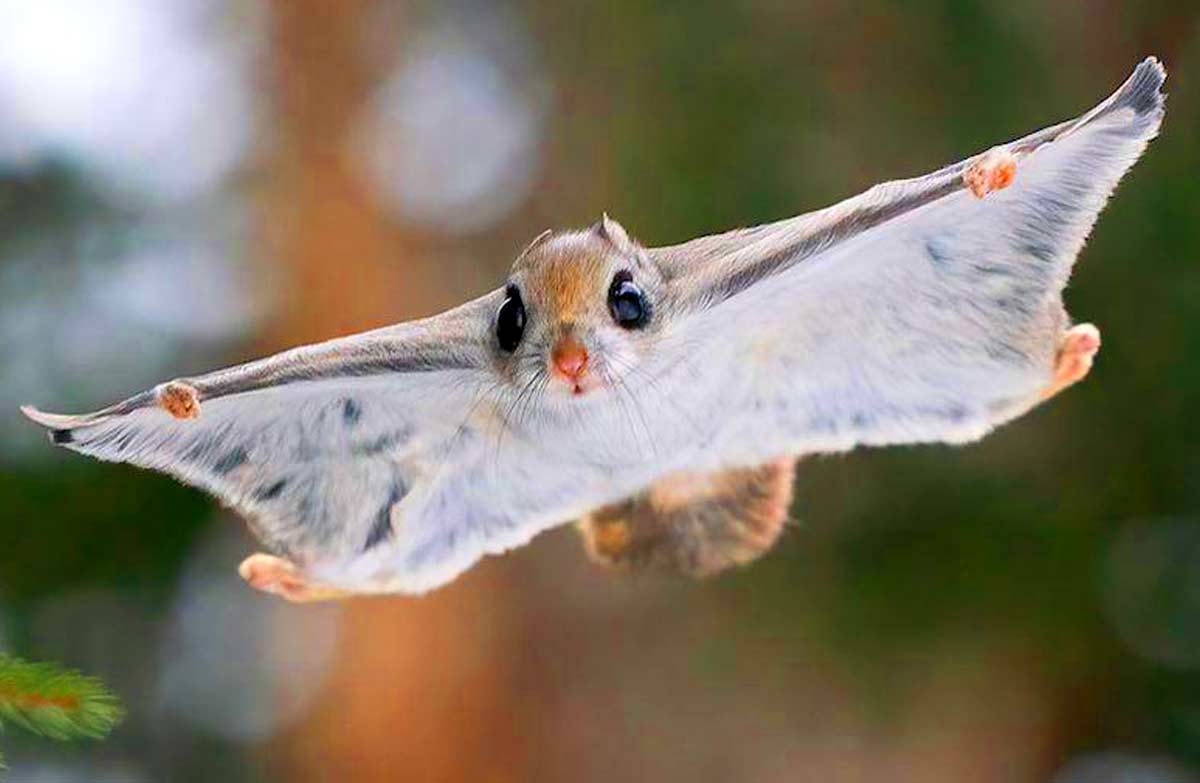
xmin=551 ymin=338 xmax=588 ymax=381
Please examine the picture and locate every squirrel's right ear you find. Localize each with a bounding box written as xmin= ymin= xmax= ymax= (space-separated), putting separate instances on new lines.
xmin=592 ymin=213 xmax=636 ymax=254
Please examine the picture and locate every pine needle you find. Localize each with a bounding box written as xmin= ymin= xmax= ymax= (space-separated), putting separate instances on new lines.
xmin=0 ymin=656 xmax=123 ymax=742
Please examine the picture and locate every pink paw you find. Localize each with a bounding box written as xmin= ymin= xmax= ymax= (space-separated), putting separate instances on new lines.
xmin=156 ymin=381 xmax=200 ymax=420
xmin=964 ymin=148 xmax=1018 ymax=198
xmin=1056 ymin=323 xmax=1101 ymax=386
xmin=1039 ymin=323 xmax=1101 ymax=402
xmin=238 ymin=553 xmax=353 ymax=603
xmin=239 ymin=553 xmax=305 ymax=599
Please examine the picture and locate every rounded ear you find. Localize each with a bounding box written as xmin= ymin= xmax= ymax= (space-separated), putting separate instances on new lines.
xmin=593 ymin=213 xmax=635 ymax=253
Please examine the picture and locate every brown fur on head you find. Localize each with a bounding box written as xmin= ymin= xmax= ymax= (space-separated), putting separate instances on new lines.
xmin=500 ymin=217 xmax=665 ymax=397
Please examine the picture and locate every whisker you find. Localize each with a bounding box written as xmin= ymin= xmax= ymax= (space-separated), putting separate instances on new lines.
xmin=448 ymin=376 xmax=503 ymax=452
xmin=607 ymin=353 xmax=706 ymax=448
xmin=600 ymin=363 xmax=656 ymax=463
xmin=492 ymin=367 xmax=539 ymax=473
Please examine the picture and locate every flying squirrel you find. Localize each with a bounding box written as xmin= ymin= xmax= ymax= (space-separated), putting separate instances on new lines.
xmin=23 ymin=58 xmax=1165 ymax=601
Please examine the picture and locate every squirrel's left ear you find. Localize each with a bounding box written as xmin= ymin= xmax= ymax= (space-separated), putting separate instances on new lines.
xmin=593 ymin=213 xmax=636 ymax=254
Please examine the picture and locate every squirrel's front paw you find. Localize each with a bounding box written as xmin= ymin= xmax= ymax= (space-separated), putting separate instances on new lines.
xmin=155 ymin=381 xmax=200 ymax=419
xmin=964 ymin=147 xmax=1018 ymax=198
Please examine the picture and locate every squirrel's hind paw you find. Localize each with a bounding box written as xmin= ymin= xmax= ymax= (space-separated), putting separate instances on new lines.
xmin=1039 ymin=323 xmax=1101 ymax=401
xmin=238 ymin=553 xmax=354 ymax=603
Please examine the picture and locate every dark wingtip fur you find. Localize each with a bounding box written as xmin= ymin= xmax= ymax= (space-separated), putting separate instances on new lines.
xmin=1120 ymin=56 xmax=1168 ymax=117
xmin=1069 ymin=56 xmax=1166 ymax=149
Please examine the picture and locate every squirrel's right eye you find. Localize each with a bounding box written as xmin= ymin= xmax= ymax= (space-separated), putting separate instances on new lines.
xmin=495 ymin=286 xmax=526 ymax=352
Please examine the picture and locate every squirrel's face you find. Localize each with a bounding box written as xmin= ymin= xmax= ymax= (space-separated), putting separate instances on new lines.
xmin=495 ymin=218 xmax=664 ymax=401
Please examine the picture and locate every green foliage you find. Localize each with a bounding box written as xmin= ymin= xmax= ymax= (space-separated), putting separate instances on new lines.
xmin=0 ymin=655 xmax=123 ymax=769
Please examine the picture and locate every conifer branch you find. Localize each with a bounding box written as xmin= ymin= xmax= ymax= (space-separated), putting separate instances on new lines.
xmin=0 ymin=655 xmax=123 ymax=746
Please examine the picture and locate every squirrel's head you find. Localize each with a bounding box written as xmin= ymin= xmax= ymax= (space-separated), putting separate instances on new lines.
xmin=495 ymin=216 xmax=665 ymax=399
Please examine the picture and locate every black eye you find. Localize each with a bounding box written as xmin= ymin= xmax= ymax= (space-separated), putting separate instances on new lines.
xmin=495 ymin=285 xmax=526 ymax=352
xmin=608 ymin=271 xmax=649 ymax=329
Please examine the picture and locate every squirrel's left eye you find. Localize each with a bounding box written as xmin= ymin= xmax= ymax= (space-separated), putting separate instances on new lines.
xmin=608 ymin=271 xmax=649 ymax=329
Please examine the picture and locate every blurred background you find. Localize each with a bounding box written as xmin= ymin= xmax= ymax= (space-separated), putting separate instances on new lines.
xmin=0 ymin=1 xmax=1196 ymax=780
